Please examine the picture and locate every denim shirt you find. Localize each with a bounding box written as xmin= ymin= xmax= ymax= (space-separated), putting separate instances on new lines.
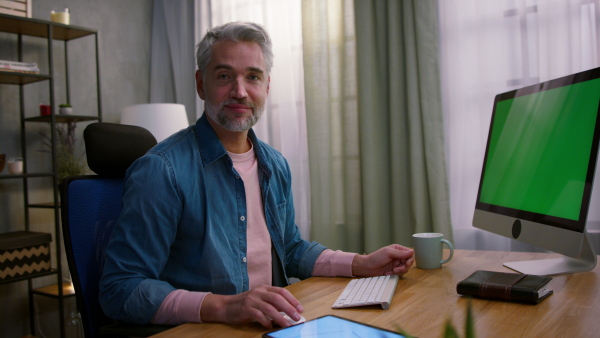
xmin=99 ymin=114 xmax=327 ymax=324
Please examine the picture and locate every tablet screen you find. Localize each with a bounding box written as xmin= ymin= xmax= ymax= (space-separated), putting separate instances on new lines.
xmin=263 ymin=315 xmax=406 ymax=338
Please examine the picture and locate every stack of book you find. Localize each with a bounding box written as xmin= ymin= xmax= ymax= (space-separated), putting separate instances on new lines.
xmin=0 ymin=0 xmax=32 ymax=18
xmin=0 ymin=59 xmax=39 ymax=74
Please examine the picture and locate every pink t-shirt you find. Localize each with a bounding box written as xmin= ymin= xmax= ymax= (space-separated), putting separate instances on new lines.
xmin=150 ymin=144 xmax=356 ymax=325
xmin=229 ymin=147 xmax=272 ymax=289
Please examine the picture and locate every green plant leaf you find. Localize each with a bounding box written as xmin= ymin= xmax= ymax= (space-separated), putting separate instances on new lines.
xmin=394 ymin=327 xmax=415 ymax=338
xmin=465 ymin=300 xmax=476 ymax=338
xmin=443 ymin=318 xmax=460 ymax=338
xmin=395 ymin=299 xmax=476 ymax=338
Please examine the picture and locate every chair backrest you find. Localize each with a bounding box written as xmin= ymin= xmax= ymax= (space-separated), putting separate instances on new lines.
xmin=62 ymin=177 xmax=125 ymax=337
xmin=61 ymin=123 xmax=157 ymax=338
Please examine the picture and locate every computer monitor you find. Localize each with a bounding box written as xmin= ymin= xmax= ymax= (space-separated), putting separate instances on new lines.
xmin=473 ymin=67 xmax=600 ymax=275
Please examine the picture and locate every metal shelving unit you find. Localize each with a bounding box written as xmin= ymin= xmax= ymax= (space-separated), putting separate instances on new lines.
xmin=0 ymin=13 xmax=101 ymax=337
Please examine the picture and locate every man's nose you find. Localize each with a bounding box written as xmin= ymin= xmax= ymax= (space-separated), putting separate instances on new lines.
xmin=230 ymin=77 xmax=248 ymax=99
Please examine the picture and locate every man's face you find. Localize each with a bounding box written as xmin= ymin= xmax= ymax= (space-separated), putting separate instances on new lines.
xmin=196 ymin=40 xmax=270 ymax=132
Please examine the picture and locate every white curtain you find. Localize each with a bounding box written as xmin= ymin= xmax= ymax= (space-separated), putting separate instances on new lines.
xmin=438 ymin=0 xmax=600 ymax=251
xmin=193 ymin=0 xmax=312 ymax=239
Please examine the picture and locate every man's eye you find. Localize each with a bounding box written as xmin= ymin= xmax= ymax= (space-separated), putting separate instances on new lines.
xmin=248 ymin=75 xmax=260 ymax=81
xmin=217 ymin=74 xmax=229 ymax=80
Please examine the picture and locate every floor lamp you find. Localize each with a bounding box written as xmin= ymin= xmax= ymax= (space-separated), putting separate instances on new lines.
xmin=121 ymin=103 xmax=189 ymax=142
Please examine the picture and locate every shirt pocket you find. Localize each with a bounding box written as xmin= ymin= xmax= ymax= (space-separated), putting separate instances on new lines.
xmin=275 ymin=199 xmax=288 ymax=229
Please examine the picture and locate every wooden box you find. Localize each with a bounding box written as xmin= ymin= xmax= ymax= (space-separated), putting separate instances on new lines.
xmin=0 ymin=231 xmax=52 ymax=281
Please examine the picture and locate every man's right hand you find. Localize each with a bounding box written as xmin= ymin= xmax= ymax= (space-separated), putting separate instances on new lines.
xmin=201 ymin=285 xmax=304 ymax=328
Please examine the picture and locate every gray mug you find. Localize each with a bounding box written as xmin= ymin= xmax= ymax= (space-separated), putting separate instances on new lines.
xmin=412 ymin=233 xmax=454 ymax=269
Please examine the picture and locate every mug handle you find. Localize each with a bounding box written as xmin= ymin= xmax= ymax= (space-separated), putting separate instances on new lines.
xmin=440 ymin=239 xmax=454 ymax=264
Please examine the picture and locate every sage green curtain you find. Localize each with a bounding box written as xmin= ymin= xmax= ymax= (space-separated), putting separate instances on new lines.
xmin=303 ymin=0 xmax=452 ymax=254
xmin=303 ymin=0 xmax=364 ymax=253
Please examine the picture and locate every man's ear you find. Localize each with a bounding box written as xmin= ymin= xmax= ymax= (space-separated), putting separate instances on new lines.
xmin=196 ymin=70 xmax=206 ymax=100
xmin=266 ymin=76 xmax=270 ymax=96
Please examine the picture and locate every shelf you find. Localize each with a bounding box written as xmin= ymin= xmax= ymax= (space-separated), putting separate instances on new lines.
xmin=0 ymin=173 xmax=54 ymax=180
xmin=25 ymin=115 xmax=100 ymax=123
xmin=0 ymin=13 xmax=96 ymax=41
xmin=1 ymin=13 xmax=101 ymax=337
xmin=0 ymin=269 xmax=57 ymax=286
xmin=0 ymin=70 xmax=50 ymax=85
xmin=32 ymin=282 xmax=75 ymax=298
xmin=29 ymin=202 xmax=59 ymax=209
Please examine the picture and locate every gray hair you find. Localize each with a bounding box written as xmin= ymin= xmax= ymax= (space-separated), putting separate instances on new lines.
xmin=195 ymin=21 xmax=274 ymax=77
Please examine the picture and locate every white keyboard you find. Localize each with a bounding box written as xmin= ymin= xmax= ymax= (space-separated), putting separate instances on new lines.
xmin=332 ymin=275 xmax=399 ymax=310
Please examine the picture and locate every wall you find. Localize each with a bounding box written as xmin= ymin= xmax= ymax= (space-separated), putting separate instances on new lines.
xmin=0 ymin=1 xmax=153 ymax=337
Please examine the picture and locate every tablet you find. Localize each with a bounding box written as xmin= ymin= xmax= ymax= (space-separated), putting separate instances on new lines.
xmin=263 ymin=315 xmax=406 ymax=338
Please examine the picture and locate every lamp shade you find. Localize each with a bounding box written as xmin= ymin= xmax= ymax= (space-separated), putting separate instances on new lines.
xmin=121 ymin=103 xmax=189 ymax=142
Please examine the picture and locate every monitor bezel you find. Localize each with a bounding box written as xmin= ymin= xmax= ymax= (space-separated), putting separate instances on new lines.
xmin=474 ymin=67 xmax=600 ymax=234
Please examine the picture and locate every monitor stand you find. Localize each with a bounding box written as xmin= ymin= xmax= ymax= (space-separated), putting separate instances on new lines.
xmin=503 ymin=231 xmax=597 ymax=276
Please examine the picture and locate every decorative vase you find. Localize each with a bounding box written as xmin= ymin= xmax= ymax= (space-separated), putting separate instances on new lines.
xmin=59 ymin=107 xmax=73 ymax=115
xmin=0 ymin=154 xmax=5 ymax=173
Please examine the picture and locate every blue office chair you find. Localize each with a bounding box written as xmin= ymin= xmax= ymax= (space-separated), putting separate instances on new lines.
xmin=61 ymin=122 xmax=172 ymax=337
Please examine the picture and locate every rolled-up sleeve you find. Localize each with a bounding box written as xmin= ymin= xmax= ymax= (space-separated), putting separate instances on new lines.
xmin=312 ymin=249 xmax=357 ymax=277
xmin=99 ymin=154 xmax=182 ymax=323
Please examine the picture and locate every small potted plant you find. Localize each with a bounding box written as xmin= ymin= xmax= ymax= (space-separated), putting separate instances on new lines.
xmin=40 ymin=122 xmax=86 ymax=182
xmin=59 ymin=103 xmax=73 ymax=115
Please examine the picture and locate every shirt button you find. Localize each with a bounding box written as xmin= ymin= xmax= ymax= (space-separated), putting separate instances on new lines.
xmin=240 ymin=216 xmax=246 ymax=221
xmin=243 ymin=257 xmax=247 ymax=263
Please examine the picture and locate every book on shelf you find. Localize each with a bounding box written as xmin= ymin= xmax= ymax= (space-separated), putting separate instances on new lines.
xmin=0 ymin=0 xmax=32 ymax=18
xmin=0 ymin=59 xmax=39 ymax=74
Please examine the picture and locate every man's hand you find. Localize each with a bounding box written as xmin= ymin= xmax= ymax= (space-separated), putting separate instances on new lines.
xmin=352 ymin=244 xmax=414 ymax=277
xmin=201 ymin=285 xmax=304 ymax=328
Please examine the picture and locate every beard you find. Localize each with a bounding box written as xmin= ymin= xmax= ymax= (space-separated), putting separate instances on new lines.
xmin=205 ymin=98 xmax=264 ymax=132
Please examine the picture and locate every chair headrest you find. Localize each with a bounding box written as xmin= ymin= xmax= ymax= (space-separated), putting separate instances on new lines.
xmin=84 ymin=122 xmax=157 ymax=178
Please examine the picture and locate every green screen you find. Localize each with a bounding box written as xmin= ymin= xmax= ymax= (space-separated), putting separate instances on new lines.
xmin=480 ymin=78 xmax=600 ymax=221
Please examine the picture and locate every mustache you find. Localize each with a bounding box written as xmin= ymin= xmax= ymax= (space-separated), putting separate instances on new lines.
xmin=219 ymin=99 xmax=257 ymax=110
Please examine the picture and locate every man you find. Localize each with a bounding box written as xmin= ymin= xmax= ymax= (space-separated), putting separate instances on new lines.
xmin=99 ymin=21 xmax=414 ymax=329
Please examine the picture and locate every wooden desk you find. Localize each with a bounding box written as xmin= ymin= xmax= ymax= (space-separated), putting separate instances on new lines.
xmin=152 ymin=250 xmax=600 ymax=337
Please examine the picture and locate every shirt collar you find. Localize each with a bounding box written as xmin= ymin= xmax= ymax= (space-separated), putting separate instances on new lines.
xmin=195 ymin=113 xmax=271 ymax=178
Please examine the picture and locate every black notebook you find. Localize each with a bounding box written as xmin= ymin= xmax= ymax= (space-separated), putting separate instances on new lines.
xmin=457 ymin=270 xmax=553 ymax=304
